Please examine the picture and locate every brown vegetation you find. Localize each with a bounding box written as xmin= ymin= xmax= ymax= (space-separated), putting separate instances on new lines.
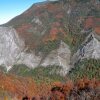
xmin=0 ymin=72 xmax=99 ymax=100
xmin=50 ymin=78 xmax=100 ymax=100
xmin=84 ymin=16 xmax=100 ymax=34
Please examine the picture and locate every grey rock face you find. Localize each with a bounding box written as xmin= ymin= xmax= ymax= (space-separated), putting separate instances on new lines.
xmin=0 ymin=27 xmax=42 ymax=71
xmin=17 ymin=52 xmax=42 ymax=69
xmin=41 ymin=41 xmax=71 ymax=76
xmin=72 ymin=32 xmax=100 ymax=66
xmin=0 ymin=27 xmax=24 ymax=71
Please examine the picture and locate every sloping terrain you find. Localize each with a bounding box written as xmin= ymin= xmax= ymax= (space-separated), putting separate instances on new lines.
xmin=0 ymin=0 xmax=99 ymax=99
xmin=0 ymin=0 xmax=99 ymax=75
xmin=0 ymin=73 xmax=99 ymax=100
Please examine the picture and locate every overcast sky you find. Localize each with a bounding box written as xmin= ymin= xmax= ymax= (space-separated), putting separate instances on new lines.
xmin=0 ymin=0 xmax=46 ymax=25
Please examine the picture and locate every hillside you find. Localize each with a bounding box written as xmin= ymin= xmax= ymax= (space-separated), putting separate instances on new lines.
xmin=0 ymin=0 xmax=100 ymax=99
xmin=0 ymin=0 xmax=99 ymax=74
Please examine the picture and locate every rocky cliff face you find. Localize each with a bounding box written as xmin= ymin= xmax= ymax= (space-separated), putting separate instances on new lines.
xmin=0 ymin=26 xmax=41 ymax=71
xmin=0 ymin=27 xmax=24 ymax=71
xmin=41 ymin=41 xmax=71 ymax=76
xmin=72 ymin=32 xmax=100 ymax=66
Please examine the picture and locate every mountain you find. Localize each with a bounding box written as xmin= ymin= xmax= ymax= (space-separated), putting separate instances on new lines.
xmin=0 ymin=0 xmax=100 ymax=76
xmin=0 ymin=0 xmax=100 ymax=99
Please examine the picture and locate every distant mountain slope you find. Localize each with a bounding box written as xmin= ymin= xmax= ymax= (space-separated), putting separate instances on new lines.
xmin=4 ymin=0 xmax=99 ymax=50
xmin=0 ymin=0 xmax=99 ymax=76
